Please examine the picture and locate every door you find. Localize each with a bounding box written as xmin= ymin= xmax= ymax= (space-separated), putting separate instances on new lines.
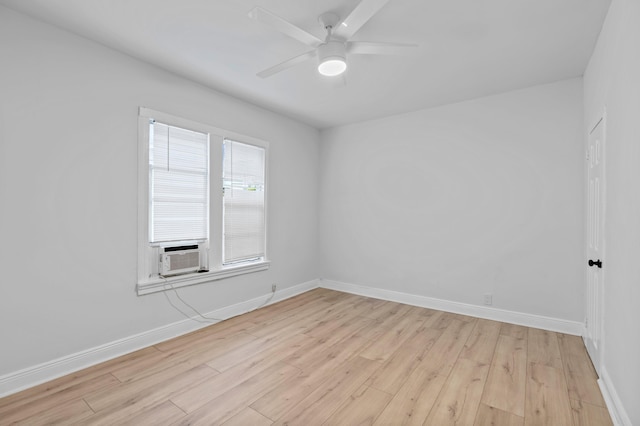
xmin=585 ymin=116 xmax=605 ymax=375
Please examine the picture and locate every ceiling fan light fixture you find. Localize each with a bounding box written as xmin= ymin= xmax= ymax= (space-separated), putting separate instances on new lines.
xmin=318 ymin=59 xmax=347 ymax=76
xmin=317 ymin=41 xmax=347 ymax=76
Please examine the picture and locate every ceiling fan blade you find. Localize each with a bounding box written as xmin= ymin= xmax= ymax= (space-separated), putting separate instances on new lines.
xmin=347 ymin=41 xmax=418 ymax=55
xmin=257 ymin=50 xmax=317 ymax=78
xmin=333 ymin=0 xmax=391 ymax=40
xmin=249 ymin=7 xmax=323 ymax=47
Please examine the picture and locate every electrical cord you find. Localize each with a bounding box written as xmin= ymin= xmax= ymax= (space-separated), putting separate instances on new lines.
xmin=160 ymin=279 xmax=277 ymax=324
xmin=162 ymin=290 xmax=213 ymax=324
xmin=252 ymin=288 xmax=276 ymax=311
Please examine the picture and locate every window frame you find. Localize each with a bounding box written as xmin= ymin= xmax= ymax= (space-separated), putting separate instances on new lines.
xmin=137 ymin=107 xmax=270 ymax=296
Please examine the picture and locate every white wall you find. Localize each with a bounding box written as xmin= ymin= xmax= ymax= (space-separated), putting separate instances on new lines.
xmin=0 ymin=7 xmax=319 ymax=377
xmin=319 ymin=79 xmax=584 ymax=321
xmin=584 ymin=0 xmax=640 ymax=423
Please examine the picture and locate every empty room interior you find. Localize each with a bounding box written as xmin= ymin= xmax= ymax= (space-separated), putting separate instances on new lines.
xmin=0 ymin=0 xmax=638 ymax=424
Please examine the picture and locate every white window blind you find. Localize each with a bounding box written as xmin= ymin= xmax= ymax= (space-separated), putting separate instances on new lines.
xmin=222 ymin=139 xmax=266 ymax=264
xmin=149 ymin=121 xmax=209 ymax=244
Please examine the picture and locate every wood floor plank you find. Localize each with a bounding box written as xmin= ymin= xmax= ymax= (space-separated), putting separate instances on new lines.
xmin=270 ymin=356 xmax=380 ymax=426
xmin=365 ymin=326 xmax=442 ymax=394
xmin=359 ymin=311 xmax=426 ymax=362
xmin=13 ymin=397 xmax=94 ymax=426
xmin=81 ymin=365 xmax=218 ymax=425
xmin=500 ymin=323 xmax=528 ymax=340
xmin=0 ymin=373 xmax=119 ymax=424
xmin=350 ymin=308 xmax=411 ymax=341
xmin=404 ymin=305 xmax=440 ymax=321
xmin=349 ymin=294 xmax=389 ymax=310
xmin=111 ymin=331 xmax=257 ymax=382
xmin=460 ymin=319 xmax=502 ymax=364
xmin=557 ymin=334 xmax=606 ymax=407
xmin=285 ymin=331 xmax=369 ymax=372
xmin=570 ymin=399 xmax=613 ymax=426
xmin=243 ymin=300 xmax=331 ymax=334
xmin=424 ymin=357 xmax=491 ymax=425
xmin=84 ymin=359 xmax=219 ymax=413
xmin=556 ymin=334 xmax=595 ymax=370
xmin=0 ymin=347 xmax=156 ymax=413
xmin=310 ymin=314 xmax=376 ymax=348
xmin=415 ymin=318 xmax=477 ymax=377
xmin=206 ymin=322 xmax=311 ymax=372
xmin=322 ymin=384 xmax=392 ymax=426
xmin=106 ymin=348 xmax=176 ymax=382
xmin=347 ymin=296 xmax=390 ymax=318
xmin=302 ymin=306 xmax=362 ymax=339
xmin=362 ymin=300 xmax=412 ymax=323
xmin=117 ymin=400 xmax=186 ymax=426
xmin=171 ymin=362 xmax=300 ymax=426
xmin=474 ymin=403 xmax=524 ymax=426
xmin=250 ymin=335 xmax=371 ymax=420
xmin=481 ymin=334 xmax=527 ymax=417
xmin=423 ymin=310 xmax=453 ymax=329
xmin=525 ymin=363 xmax=573 ymax=426
xmin=427 ymin=311 xmax=476 ymax=329
xmin=527 ymin=328 xmax=563 ymax=369
xmin=372 ymin=365 xmax=448 ymax=426
xmin=170 ymin=333 xmax=311 ymax=413
xmin=364 ymin=304 xmax=416 ymax=336
xmin=221 ymin=407 xmax=273 ymax=426
xmin=244 ymin=297 xmax=351 ymax=338
xmin=247 ymin=372 xmax=316 ymax=421
xmin=236 ymin=289 xmax=330 ymax=325
xmin=562 ymin=355 xmax=606 ymax=407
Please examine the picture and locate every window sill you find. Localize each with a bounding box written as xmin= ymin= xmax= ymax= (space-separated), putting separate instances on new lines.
xmin=136 ymin=260 xmax=271 ymax=296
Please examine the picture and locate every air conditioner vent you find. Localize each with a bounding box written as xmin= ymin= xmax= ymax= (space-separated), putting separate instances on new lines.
xmin=160 ymin=246 xmax=201 ymax=276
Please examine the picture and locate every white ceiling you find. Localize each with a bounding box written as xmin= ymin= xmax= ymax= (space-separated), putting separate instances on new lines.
xmin=1 ymin=0 xmax=610 ymax=129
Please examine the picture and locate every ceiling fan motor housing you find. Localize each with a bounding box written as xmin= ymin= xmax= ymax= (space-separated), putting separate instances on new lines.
xmin=317 ymin=41 xmax=347 ymax=76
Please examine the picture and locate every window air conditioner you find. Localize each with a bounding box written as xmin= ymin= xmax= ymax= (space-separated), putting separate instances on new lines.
xmin=160 ymin=245 xmax=201 ymax=276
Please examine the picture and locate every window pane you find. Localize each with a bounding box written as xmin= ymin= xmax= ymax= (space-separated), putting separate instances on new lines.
xmin=222 ymin=140 xmax=265 ymax=264
xmin=150 ymin=122 xmax=209 ymax=244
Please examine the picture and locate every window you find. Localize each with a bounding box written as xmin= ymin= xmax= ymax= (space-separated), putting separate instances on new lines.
xmin=137 ymin=108 xmax=269 ymax=295
xmin=150 ymin=122 xmax=209 ymax=245
xmin=223 ymin=140 xmax=266 ymax=264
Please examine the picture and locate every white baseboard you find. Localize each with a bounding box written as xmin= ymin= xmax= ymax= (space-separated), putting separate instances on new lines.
xmin=0 ymin=279 xmax=320 ymax=398
xmin=598 ymin=367 xmax=632 ymax=426
xmin=320 ymin=279 xmax=583 ymax=335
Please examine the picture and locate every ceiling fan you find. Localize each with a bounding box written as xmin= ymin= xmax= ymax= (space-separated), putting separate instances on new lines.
xmin=249 ymin=0 xmax=417 ymax=78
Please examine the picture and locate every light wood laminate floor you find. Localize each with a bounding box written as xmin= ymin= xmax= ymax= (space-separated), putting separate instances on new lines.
xmin=0 ymin=289 xmax=612 ymax=425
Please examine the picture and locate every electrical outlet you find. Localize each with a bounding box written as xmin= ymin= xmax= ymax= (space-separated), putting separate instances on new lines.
xmin=483 ymin=294 xmax=492 ymax=306
xmin=272 ymin=283 xmax=277 ymax=293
